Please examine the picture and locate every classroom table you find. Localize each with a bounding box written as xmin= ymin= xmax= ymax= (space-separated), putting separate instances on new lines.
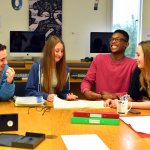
xmin=0 ymin=101 xmax=150 ymax=150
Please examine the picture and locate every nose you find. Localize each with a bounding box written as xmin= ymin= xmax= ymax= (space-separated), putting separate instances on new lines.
xmin=135 ymin=55 xmax=138 ymax=60
xmin=4 ymin=59 xmax=8 ymax=65
xmin=58 ymin=51 xmax=63 ymax=56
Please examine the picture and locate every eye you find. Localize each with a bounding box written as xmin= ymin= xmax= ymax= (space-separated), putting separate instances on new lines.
xmin=55 ymin=49 xmax=59 ymax=52
xmin=110 ymin=37 xmax=127 ymax=42
xmin=0 ymin=58 xmax=6 ymax=62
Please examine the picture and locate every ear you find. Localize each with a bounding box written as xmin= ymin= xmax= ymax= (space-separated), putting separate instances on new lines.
xmin=124 ymin=42 xmax=129 ymax=48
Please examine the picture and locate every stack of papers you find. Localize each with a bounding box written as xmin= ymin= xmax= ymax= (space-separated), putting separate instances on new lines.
xmin=53 ymin=96 xmax=106 ymax=108
xmin=120 ymin=116 xmax=150 ymax=134
xmin=61 ymin=134 xmax=110 ymax=150
xmin=14 ymin=96 xmax=44 ymax=107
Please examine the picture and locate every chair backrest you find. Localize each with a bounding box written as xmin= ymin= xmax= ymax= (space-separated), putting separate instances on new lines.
xmin=14 ymin=82 xmax=26 ymax=96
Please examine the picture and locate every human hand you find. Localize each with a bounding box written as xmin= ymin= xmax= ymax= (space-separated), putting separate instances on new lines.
xmin=66 ymin=93 xmax=78 ymax=101
xmin=84 ymin=90 xmax=101 ymax=100
xmin=6 ymin=67 xmax=15 ymax=83
xmin=101 ymin=91 xmax=117 ymax=100
xmin=47 ymin=94 xmax=57 ymax=102
xmin=110 ymin=99 xmax=117 ymax=108
xmin=104 ymin=99 xmax=117 ymax=108
xmin=104 ymin=99 xmax=112 ymax=107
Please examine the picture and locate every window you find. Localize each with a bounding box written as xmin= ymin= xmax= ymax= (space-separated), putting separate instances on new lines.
xmin=112 ymin=0 xmax=143 ymax=58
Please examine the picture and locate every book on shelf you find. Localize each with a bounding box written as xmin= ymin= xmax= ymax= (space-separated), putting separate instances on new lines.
xmin=71 ymin=116 xmax=120 ymax=126
xmin=73 ymin=111 xmax=119 ymax=118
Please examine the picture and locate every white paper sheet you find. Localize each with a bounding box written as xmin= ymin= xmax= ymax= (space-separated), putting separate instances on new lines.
xmin=61 ymin=134 xmax=110 ymax=150
xmin=53 ymin=96 xmax=106 ymax=108
xmin=120 ymin=116 xmax=150 ymax=134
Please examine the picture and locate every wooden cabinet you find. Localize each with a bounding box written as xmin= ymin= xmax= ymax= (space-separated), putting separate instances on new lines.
xmin=67 ymin=60 xmax=90 ymax=83
xmin=8 ymin=60 xmax=33 ymax=70
xmin=8 ymin=60 xmax=34 ymax=83
xmin=8 ymin=60 xmax=90 ymax=98
xmin=67 ymin=61 xmax=90 ymax=98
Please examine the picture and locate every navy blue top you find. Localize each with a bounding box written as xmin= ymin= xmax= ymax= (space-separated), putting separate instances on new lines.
xmin=25 ymin=60 xmax=70 ymax=100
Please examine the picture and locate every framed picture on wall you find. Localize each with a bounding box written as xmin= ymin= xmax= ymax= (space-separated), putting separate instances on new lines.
xmin=29 ymin=0 xmax=62 ymax=39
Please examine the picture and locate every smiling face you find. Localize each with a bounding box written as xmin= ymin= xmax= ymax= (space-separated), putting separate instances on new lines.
xmin=109 ymin=33 xmax=129 ymax=54
xmin=0 ymin=49 xmax=8 ymax=71
xmin=136 ymin=45 xmax=144 ymax=69
xmin=54 ymin=42 xmax=64 ymax=62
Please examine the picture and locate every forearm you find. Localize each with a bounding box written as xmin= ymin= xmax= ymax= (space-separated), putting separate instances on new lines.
xmin=131 ymin=101 xmax=150 ymax=109
xmin=84 ymin=90 xmax=101 ymax=100
xmin=0 ymin=83 xmax=15 ymax=100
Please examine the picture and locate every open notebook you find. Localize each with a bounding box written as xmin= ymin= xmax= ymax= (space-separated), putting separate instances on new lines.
xmin=14 ymin=96 xmax=45 ymax=107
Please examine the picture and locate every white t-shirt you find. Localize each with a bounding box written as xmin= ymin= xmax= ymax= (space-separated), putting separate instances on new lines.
xmin=41 ymin=70 xmax=57 ymax=93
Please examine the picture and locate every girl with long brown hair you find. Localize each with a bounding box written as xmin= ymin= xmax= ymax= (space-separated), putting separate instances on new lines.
xmin=25 ymin=35 xmax=78 ymax=101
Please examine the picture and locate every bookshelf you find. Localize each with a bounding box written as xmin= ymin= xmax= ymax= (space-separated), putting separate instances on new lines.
xmin=8 ymin=60 xmax=91 ymax=98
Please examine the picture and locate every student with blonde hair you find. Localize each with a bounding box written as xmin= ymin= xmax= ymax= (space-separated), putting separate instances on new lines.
xmin=25 ymin=35 xmax=78 ymax=101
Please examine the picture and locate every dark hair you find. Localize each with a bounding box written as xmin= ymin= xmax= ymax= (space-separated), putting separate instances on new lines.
xmin=114 ymin=29 xmax=129 ymax=42
xmin=0 ymin=44 xmax=6 ymax=51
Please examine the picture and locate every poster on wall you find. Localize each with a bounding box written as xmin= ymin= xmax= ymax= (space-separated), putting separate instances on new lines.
xmin=29 ymin=0 xmax=62 ymax=39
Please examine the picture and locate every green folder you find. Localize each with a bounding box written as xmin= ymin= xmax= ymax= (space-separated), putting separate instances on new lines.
xmin=71 ymin=116 xmax=119 ymax=126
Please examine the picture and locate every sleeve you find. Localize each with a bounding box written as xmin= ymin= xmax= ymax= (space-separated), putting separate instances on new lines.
xmin=25 ymin=62 xmax=48 ymax=100
xmin=0 ymin=82 xmax=15 ymax=101
xmin=80 ymin=58 xmax=97 ymax=93
xmin=128 ymin=67 xmax=142 ymax=101
xmin=0 ymin=66 xmax=15 ymax=101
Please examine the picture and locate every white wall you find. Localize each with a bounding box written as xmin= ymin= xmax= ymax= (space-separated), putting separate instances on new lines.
xmin=141 ymin=0 xmax=150 ymax=40
xmin=1 ymin=0 xmax=150 ymax=60
xmin=0 ymin=0 xmax=29 ymax=52
xmin=62 ymin=0 xmax=112 ymax=60
xmin=0 ymin=0 xmax=114 ymax=60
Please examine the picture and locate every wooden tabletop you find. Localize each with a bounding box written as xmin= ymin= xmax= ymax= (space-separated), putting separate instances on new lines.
xmin=0 ymin=101 xmax=150 ymax=150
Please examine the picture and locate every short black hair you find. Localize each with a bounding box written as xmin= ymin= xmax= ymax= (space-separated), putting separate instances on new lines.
xmin=113 ymin=29 xmax=129 ymax=42
xmin=0 ymin=44 xmax=6 ymax=51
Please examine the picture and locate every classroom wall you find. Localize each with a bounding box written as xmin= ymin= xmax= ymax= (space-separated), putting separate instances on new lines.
xmin=0 ymin=0 xmax=29 ymax=49
xmin=141 ymin=0 xmax=150 ymax=40
xmin=0 ymin=0 xmax=112 ymax=60
xmin=62 ymin=0 xmax=112 ymax=60
xmin=0 ymin=0 xmax=149 ymax=60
